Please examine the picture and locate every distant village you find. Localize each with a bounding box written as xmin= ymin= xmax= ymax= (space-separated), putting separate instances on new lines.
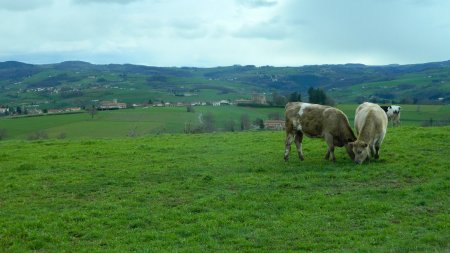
xmin=0 ymin=93 xmax=285 ymax=130
xmin=0 ymin=93 xmax=269 ymax=114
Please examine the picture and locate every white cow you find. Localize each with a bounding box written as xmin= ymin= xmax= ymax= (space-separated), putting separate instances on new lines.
xmin=350 ymin=102 xmax=388 ymax=164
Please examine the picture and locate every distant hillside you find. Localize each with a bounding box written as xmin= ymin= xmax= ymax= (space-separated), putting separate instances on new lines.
xmin=0 ymin=60 xmax=449 ymax=109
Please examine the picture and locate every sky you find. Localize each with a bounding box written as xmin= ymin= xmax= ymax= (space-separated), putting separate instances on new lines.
xmin=0 ymin=0 xmax=449 ymax=67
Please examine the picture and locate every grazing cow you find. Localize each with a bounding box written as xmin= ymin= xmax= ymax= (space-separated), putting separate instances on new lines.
xmin=350 ymin=102 xmax=388 ymax=164
xmin=284 ymin=102 xmax=356 ymax=162
xmin=380 ymin=105 xmax=401 ymax=127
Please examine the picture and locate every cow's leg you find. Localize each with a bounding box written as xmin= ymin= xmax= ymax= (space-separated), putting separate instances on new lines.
xmin=374 ymin=143 xmax=381 ymax=159
xmin=284 ymin=132 xmax=294 ymax=162
xmin=370 ymin=144 xmax=376 ymax=158
xmin=345 ymin=144 xmax=355 ymax=160
xmin=394 ymin=118 xmax=400 ymax=127
xmin=294 ymin=131 xmax=304 ymax=161
xmin=324 ymin=133 xmax=336 ymax=162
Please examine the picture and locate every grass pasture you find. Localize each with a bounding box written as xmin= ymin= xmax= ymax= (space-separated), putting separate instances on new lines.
xmin=0 ymin=104 xmax=448 ymax=140
xmin=0 ymin=126 xmax=449 ymax=252
xmin=0 ymin=106 xmax=284 ymax=140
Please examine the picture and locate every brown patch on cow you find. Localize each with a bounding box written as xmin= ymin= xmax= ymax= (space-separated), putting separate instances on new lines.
xmin=284 ymin=102 xmax=356 ymax=162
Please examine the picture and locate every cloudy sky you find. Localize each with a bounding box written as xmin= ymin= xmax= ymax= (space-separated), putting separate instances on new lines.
xmin=0 ymin=0 xmax=449 ymax=67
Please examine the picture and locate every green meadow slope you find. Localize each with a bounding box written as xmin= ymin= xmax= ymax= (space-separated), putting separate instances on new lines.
xmin=0 ymin=126 xmax=449 ymax=252
xmin=0 ymin=104 xmax=449 ymax=140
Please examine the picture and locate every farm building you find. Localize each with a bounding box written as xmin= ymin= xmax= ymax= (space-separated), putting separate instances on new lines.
xmin=0 ymin=107 xmax=9 ymax=114
xmin=99 ymin=100 xmax=127 ymax=110
xmin=264 ymin=120 xmax=285 ymax=130
xmin=64 ymin=107 xmax=81 ymax=112
xmin=235 ymin=93 xmax=267 ymax=105
xmin=212 ymin=100 xmax=231 ymax=106
xmin=252 ymin=93 xmax=267 ymax=104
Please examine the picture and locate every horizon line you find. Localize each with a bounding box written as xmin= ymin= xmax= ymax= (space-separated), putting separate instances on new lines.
xmin=1 ymin=59 xmax=450 ymax=69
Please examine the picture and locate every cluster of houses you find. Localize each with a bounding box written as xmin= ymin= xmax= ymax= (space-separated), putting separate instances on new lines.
xmin=26 ymin=87 xmax=59 ymax=94
xmin=1 ymin=93 xmax=286 ymax=130
xmin=263 ymin=120 xmax=285 ymax=130
xmin=47 ymin=107 xmax=82 ymax=114
xmin=98 ymin=99 xmax=127 ymax=110
xmin=235 ymin=93 xmax=268 ymax=105
xmin=0 ymin=105 xmax=82 ymax=116
xmin=0 ymin=107 xmax=9 ymax=114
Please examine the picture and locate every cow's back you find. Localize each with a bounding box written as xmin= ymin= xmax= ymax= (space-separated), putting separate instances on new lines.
xmin=355 ymin=102 xmax=388 ymax=140
xmin=322 ymin=107 xmax=356 ymax=146
xmin=285 ymin=102 xmax=327 ymax=137
xmin=285 ymin=102 xmax=354 ymax=142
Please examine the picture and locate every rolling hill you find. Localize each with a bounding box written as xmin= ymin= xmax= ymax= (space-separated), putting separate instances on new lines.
xmin=0 ymin=60 xmax=449 ymax=110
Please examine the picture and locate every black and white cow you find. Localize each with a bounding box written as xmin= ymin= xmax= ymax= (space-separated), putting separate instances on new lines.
xmin=380 ymin=105 xmax=401 ymax=127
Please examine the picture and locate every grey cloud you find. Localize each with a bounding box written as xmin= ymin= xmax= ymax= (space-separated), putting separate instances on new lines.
xmin=0 ymin=0 xmax=53 ymax=11
xmin=237 ymin=0 xmax=277 ymax=8
xmin=280 ymin=0 xmax=450 ymax=64
xmin=165 ymin=18 xmax=209 ymax=39
xmin=1 ymin=0 xmax=449 ymax=66
xmin=233 ymin=18 xmax=288 ymax=40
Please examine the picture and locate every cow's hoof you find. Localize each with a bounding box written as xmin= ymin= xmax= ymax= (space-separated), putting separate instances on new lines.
xmin=299 ymin=155 xmax=304 ymax=161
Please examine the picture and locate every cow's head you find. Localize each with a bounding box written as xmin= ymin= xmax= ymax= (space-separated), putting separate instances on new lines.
xmin=387 ymin=105 xmax=401 ymax=115
xmin=391 ymin=105 xmax=401 ymax=115
xmin=348 ymin=141 xmax=369 ymax=164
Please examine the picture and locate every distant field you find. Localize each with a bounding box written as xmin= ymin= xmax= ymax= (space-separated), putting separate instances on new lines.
xmin=329 ymin=67 xmax=450 ymax=103
xmin=0 ymin=104 xmax=448 ymax=140
xmin=0 ymin=127 xmax=448 ymax=251
xmin=0 ymin=106 xmax=283 ymax=140
xmin=337 ymin=104 xmax=450 ymax=126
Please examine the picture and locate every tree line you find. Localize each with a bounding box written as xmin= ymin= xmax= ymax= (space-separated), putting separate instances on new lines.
xmin=269 ymin=87 xmax=335 ymax=106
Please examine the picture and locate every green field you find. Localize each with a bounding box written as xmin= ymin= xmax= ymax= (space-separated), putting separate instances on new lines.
xmin=0 ymin=126 xmax=449 ymax=252
xmin=337 ymin=104 xmax=450 ymax=126
xmin=0 ymin=104 xmax=449 ymax=140
xmin=0 ymin=106 xmax=284 ymax=140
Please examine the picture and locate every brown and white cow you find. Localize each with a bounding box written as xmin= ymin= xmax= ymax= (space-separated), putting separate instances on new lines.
xmin=284 ymin=102 xmax=356 ymax=162
xmin=350 ymin=102 xmax=388 ymax=164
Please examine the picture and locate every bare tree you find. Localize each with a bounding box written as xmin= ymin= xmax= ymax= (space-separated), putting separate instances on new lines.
xmin=202 ymin=112 xmax=215 ymax=132
xmin=224 ymin=120 xmax=236 ymax=132
xmin=240 ymin=114 xmax=250 ymax=130
xmin=87 ymin=104 xmax=97 ymax=119
xmin=127 ymin=126 xmax=139 ymax=137
xmin=27 ymin=130 xmax=49 ymax=140
xmin=253 ymin=118 xmax=264 ymax=129
xmin=186 ymin=105 xmax=195 ymax=112
xmin=268 ymin=112 xmax=281 ymax=120
xmin=184 ymin=121 xmax=192 ymax=134
xmin=0 ymin=128 xmax=6 ymax=140
xmin=57 ymin=132 xmax=67 ymax=139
